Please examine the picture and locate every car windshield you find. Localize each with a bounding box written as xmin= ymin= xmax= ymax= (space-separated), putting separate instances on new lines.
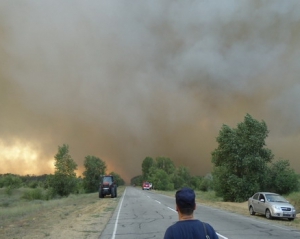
xmin=265 ymin=194 xmax=288 ymax=203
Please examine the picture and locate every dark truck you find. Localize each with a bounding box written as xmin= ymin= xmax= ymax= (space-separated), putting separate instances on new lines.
xmin=99 ymin=175 xmax=117 ymax=198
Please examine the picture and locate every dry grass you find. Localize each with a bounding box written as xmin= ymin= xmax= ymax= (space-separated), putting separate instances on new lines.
xmin=0 ymin=187 xmax=125 ymax=239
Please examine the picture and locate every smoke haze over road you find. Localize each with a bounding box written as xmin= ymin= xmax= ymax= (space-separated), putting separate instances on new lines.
xmin=1 ymin=1 xmax=300 ymax=182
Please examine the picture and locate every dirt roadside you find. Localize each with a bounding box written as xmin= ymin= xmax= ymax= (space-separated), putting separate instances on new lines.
xmin=0 ymin=191 xmax=122 ymax=239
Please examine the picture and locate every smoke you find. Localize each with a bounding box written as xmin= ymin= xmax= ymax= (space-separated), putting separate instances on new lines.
xmin=1 ymin=1 xmax=300 ymax=182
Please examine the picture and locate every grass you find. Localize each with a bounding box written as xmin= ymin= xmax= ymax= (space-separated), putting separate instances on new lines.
xmin=1 ymin=187 xmax=126 ymax=239
xmin=0 ymin=187 xmax=98 ymax=227
xmin=285 ymin=192 xmax=300 ymax=212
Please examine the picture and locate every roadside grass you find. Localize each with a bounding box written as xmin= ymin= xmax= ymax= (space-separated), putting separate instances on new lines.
xmin=0 ymin=187 xmax=125 ymax=228
xmin=1 ymin=186 xmax=125 ymax=238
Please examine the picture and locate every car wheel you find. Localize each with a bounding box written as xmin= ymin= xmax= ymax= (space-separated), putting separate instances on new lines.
xmin=265 ymin=209 xmax=272 ymax=219
xmin=288 ymin=218 xmax=294 ymax=221
xmin=249 ymin=206 xmax=256 ymax=215
xmin=99 ymin=192 xmax=104 ymax=198
xmin=115 ymin=188 xmax=117 ymax=197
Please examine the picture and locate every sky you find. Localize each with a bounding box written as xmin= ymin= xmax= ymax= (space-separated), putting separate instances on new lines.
xmin=0 ymin=1 xmax=300 ymax=183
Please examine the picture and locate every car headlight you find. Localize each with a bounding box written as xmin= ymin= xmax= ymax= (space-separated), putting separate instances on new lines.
xmin=272 ymin=205 xmax=281 ymax=210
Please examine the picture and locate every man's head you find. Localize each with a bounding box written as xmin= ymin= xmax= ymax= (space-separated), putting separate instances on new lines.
xmin=175 ymin=187 xmax=196 ymax=215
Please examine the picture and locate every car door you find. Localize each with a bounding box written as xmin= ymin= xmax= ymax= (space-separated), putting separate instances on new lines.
xmin=255 ymin=193 xmax=267 ymax=214
xmin=251 ymin=193 xmax=260 ymax=212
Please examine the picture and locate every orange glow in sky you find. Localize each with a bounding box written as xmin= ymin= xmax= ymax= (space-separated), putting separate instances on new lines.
xmin=0 ymin=140 xmax=54 ymax=175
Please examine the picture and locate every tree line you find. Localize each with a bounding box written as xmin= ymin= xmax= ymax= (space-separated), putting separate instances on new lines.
xmin=131 ymin=156 xmax=213 ymax=192
xmin=131 ymin=114 xmax=299 ymax=202
xmin=1 ymin=114 xmax=299 ymax=202
xmin=0 ymin=144 xmax=125 ymax=198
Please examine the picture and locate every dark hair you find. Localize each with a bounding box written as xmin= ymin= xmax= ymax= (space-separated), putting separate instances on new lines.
xmin=178 ymin=207 xmax=194 ymax=215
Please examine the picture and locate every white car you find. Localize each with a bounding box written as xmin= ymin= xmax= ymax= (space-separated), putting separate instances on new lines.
xmin=248 ymin=192 xmax=296 ymax=221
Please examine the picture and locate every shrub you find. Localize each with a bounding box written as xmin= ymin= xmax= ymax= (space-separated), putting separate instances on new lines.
xmin=22 ymin=188 xmax=44 ymax=200
xmin=5 ymin=186 xmax=13 ymax=195
xmin=44 ymin=188 xmax=59 ymax=200
xmin=1 ymin=174 xmax=22 ymax=189
xmin=286 ymin=192 xmax=300 ymax=212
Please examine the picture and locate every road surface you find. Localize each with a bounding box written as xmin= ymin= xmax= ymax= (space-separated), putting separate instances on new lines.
xmin=100 ymin=186 xmax=300 ymax=239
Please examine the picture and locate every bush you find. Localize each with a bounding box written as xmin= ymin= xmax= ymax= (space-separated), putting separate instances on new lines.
xmin=5 ymin=186 xmax=13 ymax=195
xmin=286 ymin=192 xmax=300 ymax=212
xmin=265 ymin=160 xmax=299 ymax=195
xmin=22 ymin=188 xmax=44 ymax=200
xmin=0 ymin=174 xmax=22 ymax=189
xmin=28 ymin=181 xmax=39 ymax=188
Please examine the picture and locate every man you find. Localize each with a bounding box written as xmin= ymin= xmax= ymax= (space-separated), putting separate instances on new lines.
xmin=164 ymin=187 xmax=218 ymax=239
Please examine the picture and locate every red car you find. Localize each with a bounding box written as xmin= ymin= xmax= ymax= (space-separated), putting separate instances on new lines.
xmin=142 ymin=182 xmax=151 ymax=190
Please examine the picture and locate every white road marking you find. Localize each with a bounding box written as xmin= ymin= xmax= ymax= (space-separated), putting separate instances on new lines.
xmin=111 ymin=187 xmax=126 ymax=239
xmin=167 ymin=206 xmax=177 ymax=213
xmin=217 ymin=233 xmax=228 ymax=239
xmin=155 ymin=200 xmax=161 ymax=204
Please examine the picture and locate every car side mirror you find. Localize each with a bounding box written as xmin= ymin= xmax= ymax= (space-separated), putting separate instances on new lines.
xmin=260 ymin=199 xmax=265 ymax=202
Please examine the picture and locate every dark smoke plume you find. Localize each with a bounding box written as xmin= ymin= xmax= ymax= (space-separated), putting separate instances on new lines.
xmin=1 ymin=1 xmax=300 ymax=182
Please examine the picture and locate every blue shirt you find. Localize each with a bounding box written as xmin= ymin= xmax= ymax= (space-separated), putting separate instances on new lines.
xmin=164 ymin=219 xmax=218 ymax=239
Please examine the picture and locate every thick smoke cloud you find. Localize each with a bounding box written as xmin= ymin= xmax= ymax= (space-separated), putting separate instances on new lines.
xmin=1 ymin=1 xmax=300 ymax=182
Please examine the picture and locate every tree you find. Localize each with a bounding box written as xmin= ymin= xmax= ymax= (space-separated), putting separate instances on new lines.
xmin=211 ymin=114 xmax=273 ymax=202
xmin=265 ymin=159 xmax=299 ymax=195
xmin=155 ymin=156 xmax=176 ymax=175
xmin=172 ymin=166 xmax=191 ymax=190
xmin=82 ymin=155 xmax=106 ymax=193
xmin=190 ymin=176 xmax=203 ymax=190
xmin=199 ymin=174 xmax=214 ymax=192
xmin=50 ymin=144 xmax=78 ymax=196
xmin=142 ymin=157 xmax=155 ymax=180
xmin=149 ymin=168 xmax=174 ymax=190
xmin=131 ymin=175 xmax=143 ymax=186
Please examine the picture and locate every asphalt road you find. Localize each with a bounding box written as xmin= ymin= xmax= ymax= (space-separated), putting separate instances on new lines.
xmin=99 ymin=186 xmax=300 ymax=239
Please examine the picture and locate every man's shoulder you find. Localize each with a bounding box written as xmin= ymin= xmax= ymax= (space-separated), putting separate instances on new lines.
xmin=164 ymin=219 xmax=218 ymax=239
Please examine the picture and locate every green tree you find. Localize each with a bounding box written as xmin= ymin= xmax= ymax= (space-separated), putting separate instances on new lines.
xmin=82 ymin=155 xmax=106 ymax=193
xmin=173 ymin=166 xmax=191 ymax=189
xmin=212 ymin=114 xmax=273 ymax=202
xmin=131 ymin=175 xmax=143 ymax=186
xmin=149 ymin=168 xmax=174 ymax=190
xmin=155 ymin=156 xmax=176 ymax=175
xmin=142 ymin=157 xmax=155 ymax=180
xmin=190 ymin=176 xmax=203 ymax=190
xmin=265 ymin=159 xmax=299 ymax=195
xmin=199 ymin=174 xmax=213 ymax=192
xmin=50 ymin=144 xmax=78 ymax=196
